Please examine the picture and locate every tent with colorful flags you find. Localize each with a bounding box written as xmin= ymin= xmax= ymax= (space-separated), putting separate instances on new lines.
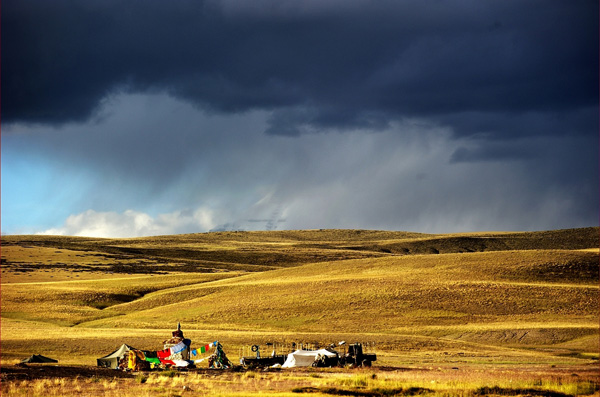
xmin=98 ymin=324 xmax=229 ymax=370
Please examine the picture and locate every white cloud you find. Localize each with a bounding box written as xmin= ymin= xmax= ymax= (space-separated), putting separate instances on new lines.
xmin=39 ymin=208 xmax=216 ymax=238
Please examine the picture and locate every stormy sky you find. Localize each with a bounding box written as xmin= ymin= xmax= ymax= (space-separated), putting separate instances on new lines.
xmin=2 ymin=0 xmax=598 ymax=237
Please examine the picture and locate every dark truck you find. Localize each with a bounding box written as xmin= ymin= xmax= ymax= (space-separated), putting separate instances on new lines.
xmin=339 ymin=343 xmax=377 ymax=367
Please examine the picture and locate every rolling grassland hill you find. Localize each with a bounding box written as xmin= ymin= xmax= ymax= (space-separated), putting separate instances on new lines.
xmin=0 ymin=227 xmax=598 ymax=367
xmin=2 ymin=227 xmax=597 ymax=273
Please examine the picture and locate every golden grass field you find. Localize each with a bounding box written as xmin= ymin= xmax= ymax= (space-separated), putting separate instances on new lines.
xmin=1 ymin=227 xmax=598 ymax=396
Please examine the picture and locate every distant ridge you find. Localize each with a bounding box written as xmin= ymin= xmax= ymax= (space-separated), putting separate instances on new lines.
xmin=3 ymin=227 xmax=598 ymax=272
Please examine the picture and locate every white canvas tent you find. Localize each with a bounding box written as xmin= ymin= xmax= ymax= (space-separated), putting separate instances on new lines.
xmin=281 ymin=349 xmax=337 ymax=368
xmin=97 ymin=344 xmax=134 ymax=369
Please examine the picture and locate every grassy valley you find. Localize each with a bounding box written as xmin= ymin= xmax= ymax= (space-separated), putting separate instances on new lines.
xmin=1 ymin=227 xmax=598 ymax=396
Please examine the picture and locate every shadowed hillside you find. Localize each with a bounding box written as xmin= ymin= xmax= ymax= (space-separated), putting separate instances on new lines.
xmin=2 ymin=227 xmax=597 ymax=272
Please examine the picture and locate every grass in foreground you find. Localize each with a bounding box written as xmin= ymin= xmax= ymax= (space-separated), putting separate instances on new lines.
xmin=1 ymin=365 xmax=598 ymax=397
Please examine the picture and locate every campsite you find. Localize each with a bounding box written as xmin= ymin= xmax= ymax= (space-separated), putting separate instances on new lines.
xmin=1 ymin=228 xmax=599 ymax=396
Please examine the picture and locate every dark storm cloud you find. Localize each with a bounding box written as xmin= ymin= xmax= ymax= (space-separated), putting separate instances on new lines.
xmin=3 ymin=0 xmax=597 ymax=138
xmin=450 ymin=144 xmax=534 ymax=163
xmin=4 ymin=93 xmax=597 ymax=236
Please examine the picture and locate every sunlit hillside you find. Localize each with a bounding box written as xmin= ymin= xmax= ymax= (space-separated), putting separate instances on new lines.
xmin=1 ymin=227 xmax=598 ymax=367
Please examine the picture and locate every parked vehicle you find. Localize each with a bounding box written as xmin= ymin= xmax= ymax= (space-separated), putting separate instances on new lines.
xmin=240 ymin=342 xmax=376 ymax=368
xmin=340 ymin=343 xmax=377 ymax=367
xmin=240 ymin=344 xmax=286 ymax=368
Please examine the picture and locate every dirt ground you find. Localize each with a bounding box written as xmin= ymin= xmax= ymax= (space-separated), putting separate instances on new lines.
xmin=1 ymin=363 xmax=598 ymax=397
xmin=0 ymin=363 xmax=421 ymax=383
xmin=0 ymin=364 xmax=136 ymax=381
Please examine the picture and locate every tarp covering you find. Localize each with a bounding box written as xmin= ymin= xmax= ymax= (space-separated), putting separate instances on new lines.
xmin=282 ymin=349 xmax=337 ymax=368
xmin=97 ymin=344 xmax=134 ymax=369
xmin=21 ymin=354 xmax=58 ymax=364
xmin=208 ymin=342 xmax=232 ymax=369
